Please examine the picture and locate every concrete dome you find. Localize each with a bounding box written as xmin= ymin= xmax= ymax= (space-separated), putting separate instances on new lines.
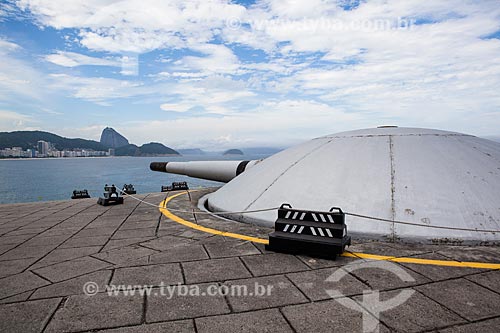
xmin=207 ymin=127 xmax=500 ymax=244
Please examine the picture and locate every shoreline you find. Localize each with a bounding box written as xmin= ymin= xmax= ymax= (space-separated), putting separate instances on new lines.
xmin=0 ymin=154 xmax=182 ymax=161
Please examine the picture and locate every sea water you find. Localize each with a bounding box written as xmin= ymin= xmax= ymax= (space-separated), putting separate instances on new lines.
xmin=0 ymin=155 xmax=269 ymax=204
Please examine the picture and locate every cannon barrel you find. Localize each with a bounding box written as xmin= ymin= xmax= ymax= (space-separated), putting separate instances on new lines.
xmin=150 ymin=160 xmax=261 ymax=183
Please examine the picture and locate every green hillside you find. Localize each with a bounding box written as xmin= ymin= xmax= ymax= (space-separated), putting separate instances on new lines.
xmin=0 ymin=131 xmax=107 ymax=151
xmin=115 ymin=143 xmax=179 ymax=156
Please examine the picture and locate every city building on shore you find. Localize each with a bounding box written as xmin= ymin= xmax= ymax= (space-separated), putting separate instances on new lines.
xmin=0 ymin=140 xmax=109 ymax=158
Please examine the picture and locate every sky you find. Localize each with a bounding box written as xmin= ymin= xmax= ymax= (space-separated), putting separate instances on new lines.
xmin=0 ymin=0 xmax=499 ymax=150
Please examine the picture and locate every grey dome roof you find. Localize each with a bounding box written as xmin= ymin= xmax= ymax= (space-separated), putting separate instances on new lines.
xmin=207 ymin=127 xmax=500 ymax=244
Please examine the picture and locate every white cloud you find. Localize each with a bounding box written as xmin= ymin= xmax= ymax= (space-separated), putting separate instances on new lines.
xmin=160 ymin=103 xmax=192 ymax=113
xmin=17 ymin=0 xmax=246 ymax=53
xmin=0 ymin=110 xmax=34 ymax=131
xmin=159 ymin=75 xmax=256 ymax=115
xmin=0 ymin=39 xmax=20 ymax=53
xmin=173 ymin=44 xmax=240 ymax=75
xmin=0 ymin=38 xmax=47 ymax=102
xmin=122 ymin=99 xmax=364 ymax=149
xmin=55 ymin=124 xmax=106 ymax=141
xmin=47 ymin=74 xmax=156 ymax=104
xmin=45 ymin=51 xmax=120 ymax=67
xmin=4 ymin=0 xmax=500 ymax=142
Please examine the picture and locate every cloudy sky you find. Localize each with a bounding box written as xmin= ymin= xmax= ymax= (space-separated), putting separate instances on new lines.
xmin=1 ymin=0 xmax=499 ymax=149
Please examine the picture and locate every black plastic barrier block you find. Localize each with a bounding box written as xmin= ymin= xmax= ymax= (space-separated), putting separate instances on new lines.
xmin=266 ymin=204 xmax=351 ymax=259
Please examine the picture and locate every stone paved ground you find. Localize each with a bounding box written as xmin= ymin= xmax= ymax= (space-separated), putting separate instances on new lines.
xmin=0 ymin=189 xmax=499 ymax=332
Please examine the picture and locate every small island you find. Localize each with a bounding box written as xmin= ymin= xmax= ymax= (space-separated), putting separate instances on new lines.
xmin=223 ymin=149 xmax=244 ymax=156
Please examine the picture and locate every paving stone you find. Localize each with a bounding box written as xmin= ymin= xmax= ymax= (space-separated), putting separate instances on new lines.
xmin=112 ymin=263 xmax=183 ymax=286
xmin=5 ymin=227 xmax=48 ymax=236
xmin=282 ymin=298 xmax=389 ymax=333
xmin=438 ymin=316 xmax=500 ymax=333
xmin=0 ymin=243 xmax=18 ymax=255
xmin=149 ymin=244 xmax=209 ymax=264
xmin=241 ymin=253 xmax=310 ymax=276
xmin=287 ymin=267 xmax=370 ymax=301
xmin=0 ymin=298 xmax=61 ymax=333
xmin=353 ymin=289 xmax=466 ymax=332
xmin=23 ymin=235 xmax=70 ymax=247
xmin=0 ymin=256 xmax=40 ymax=277
xmin=38 ymin=227 xmax=82 ymax=237
xmin=2 ymin=188 xmax=500 ymax=333
xmin=146 ymin=283 xmax=230 ymax=322
xmin=479 ymin=246 xmax=500 ymax=257
xmin=96 ymin=320 xmax=195 ymax=332
xmin=182 ymin=257 xmax=251 ymax=284
xmin=123 ymin=212 xmax=159 ymax=223
xmin=33 ymin=256 xmax=110 ymax=282
xmin=31 ymin=270 xmax=112 ymax=299
xmin=20 ymin=220 xmax=61 ymax=229
xmin=0 ymin=291 xmax=32 ymax=304
xmin=101 ymin=237 xmax=156 ymax=252
xmin=177 ymin=229 xmax=215 ymax=240
xmin=86 ymin=218 xmax=125 ymax=229
xmin=157 ymin=222 xmax=188 ymax=236
xmin=45 ymin=292 xmax=143 ymax=332
xmin=73 ymin=227 xmax=117 ymax=238
xmin=0 ymin=234 xmax=36 ymax=245
xmin=31 ymin=246 xmax=102 ymax=269
xmin=0 ymin=244 xmax=57 ymax=260
xmin=196 ymin=308 xmax=293 ymax=333
xmin=399 ymin=253 xmax=484 ymax=281
xmin=93 ymin=245 xmax=157 ymax=265
xmin=466 ymin=270 xmax=500 ymax=293
xmin=119 ymin=219 xmax=158 ymax=230
xmin=437 ymin=247 xmax=500 ymax=263
xmin=416 ymin=278 xmax=500 ymax=321
xmin=141 ymin=235 xmax=193 ymax=251
xmin=347 ymin=261 xmax=430 ymax=291
xmin=59 ymin=235 xmax=110 ymax=248
xmin=0 ymin=271 xmax=50 ymax=299
xmin=204 ymin=239 xmax=261 ymax=258
xmin=294 ymin=252 xmax=359 ymax=269
xmin=111 ymin=228 xmax=156 ymax=240
xmin=113 ymin=256 xmax=150 ymax=268
xmin=224 ymin=275 xmax=308 ymax=312
xmin=348 ymin=241 xmax=431 ymax=257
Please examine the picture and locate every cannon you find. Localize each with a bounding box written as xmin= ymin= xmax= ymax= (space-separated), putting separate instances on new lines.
xmin=97 ymin=184 xmax=124 ymax=206
xmin=122 ymin=184 xmax=136 ymax=195
xmin=150 ymin=160 xmax=262 ymax=183
xmin=71 ymin=189 xmax=90 ymax=199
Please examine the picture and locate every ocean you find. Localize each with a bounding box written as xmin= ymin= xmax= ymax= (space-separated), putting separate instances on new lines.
xmin=0 ymin=155 xmax=269 ymax=204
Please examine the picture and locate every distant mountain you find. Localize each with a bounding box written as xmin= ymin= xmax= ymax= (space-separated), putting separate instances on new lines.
xmin=100 ymin=127 xmax=129 ymax=148
xmin=178 ymin=148 xmax=206 ymax=155
xmin=242 ymin=147 xmax=283 ymax=155
xmin=0 ymin=131 xmax=107 ymax=151
xmin=139 ymin=142 xmax=179 ymax=155
xmin=114 ymin=144 xmax=141 ymax=156
xmin=115 ymin=142 xmax=179 ymax=156
xmin=223 ymin=149 xmax=244 ymax=155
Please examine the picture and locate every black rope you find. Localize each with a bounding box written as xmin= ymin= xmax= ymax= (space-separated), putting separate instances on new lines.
xmin=116 ymin=186 xmax=500 ymax=234
xmin=345 ymin=212 xmax=500 ymax=233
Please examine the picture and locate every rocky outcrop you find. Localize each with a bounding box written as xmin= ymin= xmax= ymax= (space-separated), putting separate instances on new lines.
xmin=99 ymin=127 xmax=129 ymax=148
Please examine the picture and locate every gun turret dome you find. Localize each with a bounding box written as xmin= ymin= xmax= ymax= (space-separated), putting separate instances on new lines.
xmin=206 ymin=127 xmax=500 ymax=244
